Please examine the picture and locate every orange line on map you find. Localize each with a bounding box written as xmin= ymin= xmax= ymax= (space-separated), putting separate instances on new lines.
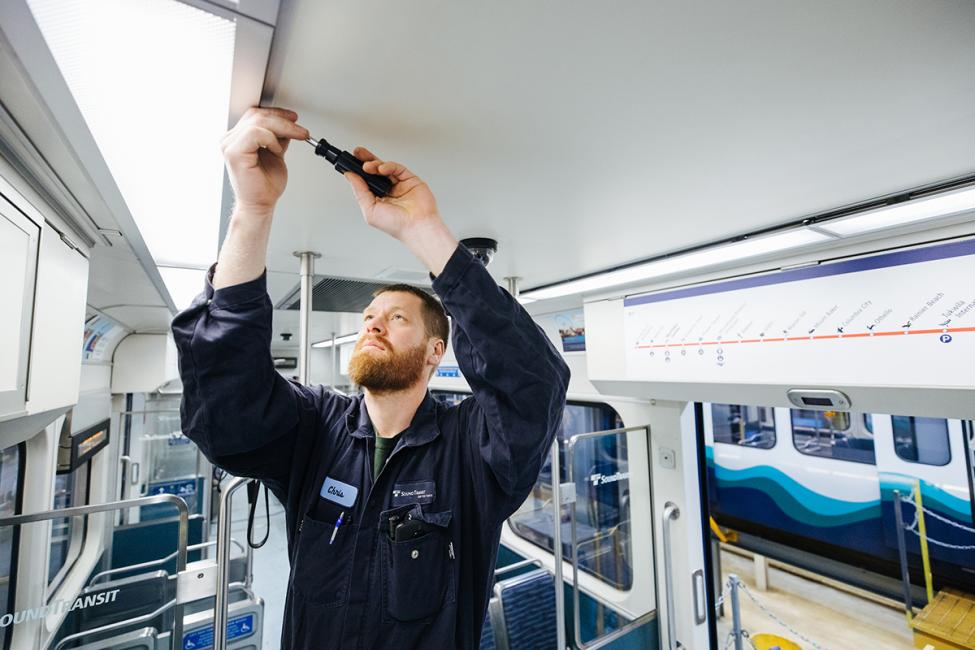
xmin=635 ymin=324 xmax=972 ymax=350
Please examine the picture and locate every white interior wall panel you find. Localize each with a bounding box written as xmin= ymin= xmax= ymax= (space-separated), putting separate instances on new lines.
xmin=111 ymin=334 xmax=179 ymax=394
xmin=26 ymin=228 xmax=89 ymax=416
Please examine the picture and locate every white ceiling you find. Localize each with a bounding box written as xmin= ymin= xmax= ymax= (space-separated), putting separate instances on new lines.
xmin=260 ymin=0 xmax=975 ymax=301
xmin=10 ymin=0 xmax=975 ymax=338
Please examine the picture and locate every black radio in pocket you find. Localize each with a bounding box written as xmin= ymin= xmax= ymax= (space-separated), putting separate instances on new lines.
xmin=378 ymin=504 xmax=455 ymax=622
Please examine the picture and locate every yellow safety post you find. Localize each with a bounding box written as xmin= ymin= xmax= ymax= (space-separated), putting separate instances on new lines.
xmin=914 ymin=480 xmax=934 ymax=603
xmin=710 ymin=516 xmax=729 ymax=543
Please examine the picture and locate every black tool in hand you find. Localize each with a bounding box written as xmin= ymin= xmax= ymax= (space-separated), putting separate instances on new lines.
xmin=306 ymin=137 xmax=393 ymax=197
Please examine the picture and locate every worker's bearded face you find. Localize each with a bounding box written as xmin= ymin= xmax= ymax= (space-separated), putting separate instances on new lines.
xmin=348 ymin=335 xmax=429 ymax=393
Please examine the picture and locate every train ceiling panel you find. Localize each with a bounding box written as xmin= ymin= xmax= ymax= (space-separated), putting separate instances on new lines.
xmin=265 ymin=0 xmax=975 ymax=293
xmin=277 ymin=275 xmax=434 ymax=313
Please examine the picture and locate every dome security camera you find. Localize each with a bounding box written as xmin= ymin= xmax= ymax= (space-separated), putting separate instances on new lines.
xmin=460 ymin=237 xmax=498 ymax=267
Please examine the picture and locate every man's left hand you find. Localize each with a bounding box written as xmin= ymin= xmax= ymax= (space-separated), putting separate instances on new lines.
xmin=344 ymin=147 xmax=458 ymax=275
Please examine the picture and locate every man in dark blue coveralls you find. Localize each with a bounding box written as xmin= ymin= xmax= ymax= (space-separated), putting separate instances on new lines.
xmin=171 ymin=107 xmax=570 ymax=649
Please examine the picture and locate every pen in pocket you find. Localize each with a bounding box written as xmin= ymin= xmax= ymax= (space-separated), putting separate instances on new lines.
xmin=330 ymin=511 xmax=345 ymax=545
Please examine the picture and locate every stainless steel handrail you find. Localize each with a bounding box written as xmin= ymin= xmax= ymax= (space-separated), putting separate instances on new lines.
xmin=53 ymin=598 xmax=176 ymax=650
xmin=215 ymin=477 xmax=249 ymax=650
xmin=53 ymin=582 xmax=254 ymax=650
xmin=0 ymin=494 xmax=189 ymax=647
xmin=662 ymin=502 xmax=681 ymax=650
xmin=119 ymin=455 xmax=139 ymax=486
xmin=550 ymin=439 xmax=567 ymax=650
xmin=117 ymin=410 xmax=181 ymax=415
xmin=495 ymin=558 xmax=543 ymax=577
xmin=565 ymin=425 xmax=656 ymax=650
xmin=88 ymin=539 xmax=247 ymax=586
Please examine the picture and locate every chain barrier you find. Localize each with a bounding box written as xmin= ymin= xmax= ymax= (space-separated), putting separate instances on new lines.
xmin=899 ymin=497 xmax=975 ymax=550
xmin=735 ymin=580 xmax=831 ymax=650
xmin=899 ymin=496 xmax=975 ymax=534
xmin=714 ymin=584 xmax=730 ymax=613
xmin=722 ymin=629 xmax=755 ymax=650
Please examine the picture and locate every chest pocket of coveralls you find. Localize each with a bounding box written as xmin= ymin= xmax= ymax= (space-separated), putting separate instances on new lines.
xmin=293 ymin=513 xmax=355 ymax=608
xmin=379 ymin=505 xmax=454 ymax=622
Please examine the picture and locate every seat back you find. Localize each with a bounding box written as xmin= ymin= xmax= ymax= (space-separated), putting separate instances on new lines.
xmin=492 ymin=568 xmax=556 ymax=650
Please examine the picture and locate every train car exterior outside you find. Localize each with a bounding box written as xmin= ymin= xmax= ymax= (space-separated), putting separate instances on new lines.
xmin=704 ymin=403 xmax=975 ymax=590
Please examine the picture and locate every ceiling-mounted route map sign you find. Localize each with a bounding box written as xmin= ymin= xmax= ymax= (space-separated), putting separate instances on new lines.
xmin=623 ymin=238 xmax=975 ymax=388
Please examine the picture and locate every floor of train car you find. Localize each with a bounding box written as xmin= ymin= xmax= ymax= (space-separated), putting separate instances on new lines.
xmin=716 ymin=550 xmax=914 ymax=649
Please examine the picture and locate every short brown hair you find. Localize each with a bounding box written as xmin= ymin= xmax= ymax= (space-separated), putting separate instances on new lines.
xmin=373 ymin=284 xmax=449 ymax=346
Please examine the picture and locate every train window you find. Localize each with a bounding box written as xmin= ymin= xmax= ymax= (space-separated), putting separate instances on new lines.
xmin=48 ymin=463 xmax=89 ymax=589
xmin=791 ymin=409 xmax=876 ymax=464
xmin=863 ymin=413 xmax=874 ymax=433
xmin=892 ymin=416 xmax=951 ymax=466
xmin=0 ymin=443 xmax=22 ymax=650
xmin=431 ymin=391 xmax=469 ymax=407
xmin=711 ymin=404 xmax=776 ymax=448
xmin=508 ymin=402 xmax=633 ymax=590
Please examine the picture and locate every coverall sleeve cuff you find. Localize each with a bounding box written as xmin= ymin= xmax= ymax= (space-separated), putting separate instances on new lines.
xmin=431 ymin=244 xmax=475 ymax=298
xmin=205 ymin=263 xmax=268 ymax=309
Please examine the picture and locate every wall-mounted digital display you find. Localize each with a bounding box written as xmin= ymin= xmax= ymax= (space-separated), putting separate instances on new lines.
xmin=59 ymin=418 xmax=110 ymax=474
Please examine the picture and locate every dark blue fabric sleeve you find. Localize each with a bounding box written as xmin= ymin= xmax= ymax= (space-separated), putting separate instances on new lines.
xmin=171 ymin=266 xmax=336 ymax=487
xmin=432 ymin=246 xmax=570 ymax=522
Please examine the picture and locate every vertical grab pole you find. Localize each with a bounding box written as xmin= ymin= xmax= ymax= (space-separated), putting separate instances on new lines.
xmin=294 ymin=251 xmax=321 ymax=385
xmin=215 ymin=477 xmax=249 ymax=650
xmin=551 ymin=439 xmax=567 ymax=650
xmin=913 ymin=480 xmax=934 ymax=603
xmin=662 ymin=502 xmax=681 ymax=650
xmin=330 ymin=332 xmax=337 ymax=385
xmin=729 ymin=575 xmax=743 ymax=650
xmin=892 ymin=490 xmax=914 ymax=623
xmin=504 ymin=276 xmax=522 ymax=299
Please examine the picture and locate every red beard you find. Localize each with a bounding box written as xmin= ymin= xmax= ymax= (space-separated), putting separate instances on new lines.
xmin=348 ymin=337 xmax=428 ymax=393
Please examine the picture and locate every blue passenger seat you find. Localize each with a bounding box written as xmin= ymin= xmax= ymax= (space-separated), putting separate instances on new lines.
xmin=489 ymin=568 xmax=556 ymax=650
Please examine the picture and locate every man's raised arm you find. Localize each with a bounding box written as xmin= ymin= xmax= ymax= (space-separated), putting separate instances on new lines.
xmin=172 ymin=108 xmax=333 ymax=487
xmin=344 ymin=149 xmax=571 ymax=523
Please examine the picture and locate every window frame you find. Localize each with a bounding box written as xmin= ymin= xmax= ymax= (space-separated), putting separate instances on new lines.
xmin=0 ymin=442 xmax=25 ymax=650
xmin=46 ymin=461 xmax=91 ymax=596
xmin=505 ymin=399 xmax=634 ymax=591
xmin=891 ymin=416 xmax=952 ymax=467
xmin=790 ymin=409 xmax=876 ymax=465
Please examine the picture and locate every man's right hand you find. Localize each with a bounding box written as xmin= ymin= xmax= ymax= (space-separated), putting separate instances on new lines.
xmin=220 ymin=107 xmax=310 ymax=217
xmin=212 ymin=107 xmax=309 ymax=289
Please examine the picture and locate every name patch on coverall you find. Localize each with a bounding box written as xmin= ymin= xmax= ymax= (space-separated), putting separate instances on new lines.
xmin=320 ymin=476 xmax=358 ymax=507
xmin=391 ymin=480 xmax=436 ymax=506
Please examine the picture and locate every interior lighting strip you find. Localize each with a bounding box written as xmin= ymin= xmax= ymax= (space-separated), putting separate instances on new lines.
xmin=521 ymin=181 xmax=975 ymax=302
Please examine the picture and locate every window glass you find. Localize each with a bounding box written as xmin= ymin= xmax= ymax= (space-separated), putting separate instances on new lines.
xmin=48 ymin=474 xmax=72 ymax=582
xmin=48 ymin=464 xmax=88 ymax=586
xmin=791 ymin=409 xmax=875 ymax=464
xmin=863 ymin=413 xmax=874 ymax=434
xmin=508 ymin=402 xmax=633 ymax=589
xmin=712 ymin=405 xmax=776 ymax=448
xmin=431 ymin=391 xmax=469 ymax=407
xmin=892 ymin=416 xmax=951 ymax=466
xmin=0 ymin=444 xmax=22 ymax=649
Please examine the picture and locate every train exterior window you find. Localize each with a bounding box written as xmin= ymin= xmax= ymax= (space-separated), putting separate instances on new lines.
xmin=508 ymin=402 xmax=633 ymax=590
xmin=892 ymin=416 xmax=951 ymax=466
xmin=0 ymin=443 xmax=22 ymax=650
xmin=791 ymin=409 xmax=876 ymax=464
xmin=863 ymin=413 xmax=874 ymax=433
xmin=711 ymin=404 xmax=776 ymax=448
